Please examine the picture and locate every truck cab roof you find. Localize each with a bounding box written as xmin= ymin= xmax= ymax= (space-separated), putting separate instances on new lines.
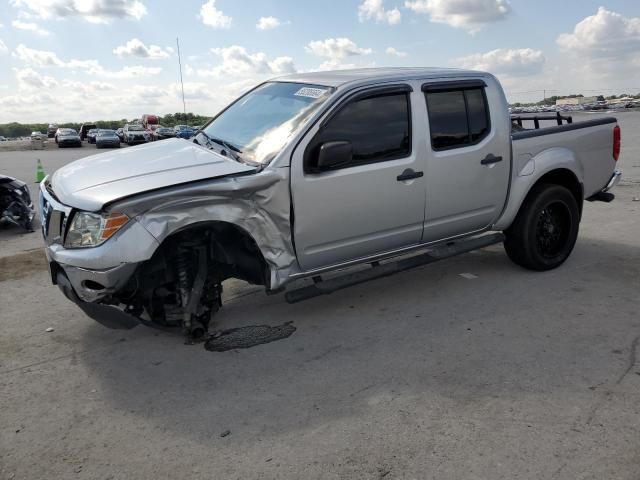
xmin=274 ymin=67 xmax=491 ymax=89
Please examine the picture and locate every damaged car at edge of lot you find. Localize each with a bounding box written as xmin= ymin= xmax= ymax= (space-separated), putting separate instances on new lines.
xmin=1 ymin=175 xmax=35 ymax=232
xmin=39 ymin=68 xmax=622 ymax=340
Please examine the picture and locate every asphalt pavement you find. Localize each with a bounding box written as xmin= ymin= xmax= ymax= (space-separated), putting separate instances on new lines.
xmin=0 ymin=114 xmax=639 ymax=479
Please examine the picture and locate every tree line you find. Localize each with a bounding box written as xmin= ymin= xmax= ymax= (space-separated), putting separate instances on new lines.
xmin=0 ymin=112 xmax=212 ymax=138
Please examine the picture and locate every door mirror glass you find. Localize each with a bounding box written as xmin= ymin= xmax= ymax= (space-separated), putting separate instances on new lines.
xmin=317 ymin=141 xmax=353 ymax=171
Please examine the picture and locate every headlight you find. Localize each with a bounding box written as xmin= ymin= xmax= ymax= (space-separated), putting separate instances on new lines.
xmin=65 ymin=211 xmax=129 ymax=248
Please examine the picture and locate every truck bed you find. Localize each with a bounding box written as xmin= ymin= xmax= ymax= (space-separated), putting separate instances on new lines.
xmin=511 ymin=116 xmax=617 ymax=198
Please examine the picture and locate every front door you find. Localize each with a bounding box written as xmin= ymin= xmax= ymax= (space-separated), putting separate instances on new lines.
xmin=291 ymin=85 xmax=426 ymax=271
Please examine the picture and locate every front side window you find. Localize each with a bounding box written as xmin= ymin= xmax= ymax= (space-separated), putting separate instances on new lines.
xmin=425 ymin=87 xmax=490 ymax=150
xmin=305 ymin=91 xmax=411 ymax=171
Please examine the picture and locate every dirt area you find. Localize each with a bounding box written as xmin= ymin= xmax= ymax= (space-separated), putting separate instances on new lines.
xmin=0 ymin=139 xmax=59 ymax=152
xmin=0 ymin=249 xmax=48 ymax=282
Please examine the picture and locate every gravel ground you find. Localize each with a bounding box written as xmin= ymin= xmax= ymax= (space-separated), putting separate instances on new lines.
xmin=0 ymin=114 xmax=639 ymax=480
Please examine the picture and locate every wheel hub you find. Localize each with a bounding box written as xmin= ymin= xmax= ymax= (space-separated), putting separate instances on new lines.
xmin=536 ymin=202 xmax=570 ymax=258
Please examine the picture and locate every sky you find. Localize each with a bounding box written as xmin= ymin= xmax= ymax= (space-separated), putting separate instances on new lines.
xmin=0 ymin=0 xmax=639 ymax=123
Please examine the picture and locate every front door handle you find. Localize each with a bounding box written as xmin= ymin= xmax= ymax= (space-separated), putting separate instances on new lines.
xmin=481 ymin=154 xmax=503 ymax=165
xmin=397 ymin=169 xmax=424 ymax=182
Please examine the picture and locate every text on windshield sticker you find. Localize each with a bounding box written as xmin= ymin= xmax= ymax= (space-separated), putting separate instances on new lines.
xmin=294 ymin=87 xmax=328 ymax=99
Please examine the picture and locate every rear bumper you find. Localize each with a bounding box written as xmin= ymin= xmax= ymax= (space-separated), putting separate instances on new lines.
xmin=603 ymin=169 xmax=622 ymax=192
xmin=587 ymin=169 xmax=622 ymax=203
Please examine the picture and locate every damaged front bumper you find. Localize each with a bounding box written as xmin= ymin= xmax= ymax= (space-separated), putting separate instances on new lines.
xmin=44 ymin=247 xmax=145 ymax=330
xmin=39 ymin=180 xmax=158 ymax=328
xmin=46 ymin=255 xmax=139 ymax=303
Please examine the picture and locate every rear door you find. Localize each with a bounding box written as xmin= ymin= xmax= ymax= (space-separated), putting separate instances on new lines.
xmin=421 ymin=80 xmax=510 ymax=242
xmin=291 ymin=85 xmax=426 ymax=271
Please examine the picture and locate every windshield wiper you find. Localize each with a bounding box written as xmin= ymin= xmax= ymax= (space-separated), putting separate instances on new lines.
xmin=197 ymin=131 xmax=243 ymax=161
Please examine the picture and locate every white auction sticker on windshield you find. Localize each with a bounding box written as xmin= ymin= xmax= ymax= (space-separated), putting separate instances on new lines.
xmin=294 ymin=87 xmax=328 ymax=99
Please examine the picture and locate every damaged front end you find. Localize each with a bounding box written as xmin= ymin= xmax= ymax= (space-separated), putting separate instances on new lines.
xmin=41 ymin=167 xmax=297 ymax=341
xmin=0 ymin=175 xmax=35 ymax=232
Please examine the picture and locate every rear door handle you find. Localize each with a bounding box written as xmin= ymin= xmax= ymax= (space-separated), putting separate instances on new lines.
xmin=397 ymin=169 xmax=424 ymax=182
xmin=481 ymin=154 xmax=503 ymax=165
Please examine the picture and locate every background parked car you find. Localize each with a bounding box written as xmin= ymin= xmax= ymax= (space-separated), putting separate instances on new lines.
xmin=174 ymin=125 xmax=195 ymax=139
xmin=87 ymin=129 xmax=99 ymax=144
xmin=95 ymin=129 xmax=121 ymax=149
xmin=0 ymin=136 xmax=7 ymax=142
xmin=79 ymin=124 xmax=97 ymax=141
xmin=30 ymin=131 xmax=47 ymax=140
xmin=115 ymin=128 xmax=125 ymax=141
xmin=47 ymin=123 xmax=58 ymax=138
xmin=123 ymin=124 xmax=151 ymax=145
xmin=56 ymin=128 xmax=81 ymax=148
xmin=153 ymin=126 xmax=176 ymax=141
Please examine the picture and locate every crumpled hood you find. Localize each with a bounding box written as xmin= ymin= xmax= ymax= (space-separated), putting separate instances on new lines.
xmin=51 ymin=138 xmax=256 ymax=211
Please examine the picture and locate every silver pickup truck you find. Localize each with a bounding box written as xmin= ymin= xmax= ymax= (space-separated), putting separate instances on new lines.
xmin=40 ymin=68 xmax=622 ymax=339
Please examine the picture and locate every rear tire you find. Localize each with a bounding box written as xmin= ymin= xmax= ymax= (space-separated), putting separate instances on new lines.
xmin=504 ymin=184 xmax=580 ymax=271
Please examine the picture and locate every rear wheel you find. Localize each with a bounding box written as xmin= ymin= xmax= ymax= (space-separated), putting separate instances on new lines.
xmin=504 ymin=184 xmax=580 ymax=271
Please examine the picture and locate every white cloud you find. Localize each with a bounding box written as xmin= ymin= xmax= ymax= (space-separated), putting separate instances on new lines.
xmin=14 ymin=67 xmax=58 ymax=89
xmin=306 ymin=38 xmax=373 ymax=71
xmin=13 ymin=44 xmax=64 ymax=66
xmin=256 ymin=16 xmax=283 ymax=30
xmin=96 ymin=65 xmax=162 ymax=79
xmin=358 ymin=0 xmax=401 ymax=25
xmin=89 ymin=80 xmax=115 ymax=90
xmin=316 ymin=60 xmax=360 ymax=71
xmin=386 ymin=47 xmax=407 ymax=57
xmin=0 ymin=39 xmax=7 ymax=54
xmin=554 ymin=7 xmax=640 ymax=90
xmin=557 ymin=7 xmax=640 ymax=57
xmin=306 ymin=38 xmax=372 ymax=60
xmin=197 ymin=45 xmax=296 ymax=77
xmin=169 ymin=82 xmax=213 ymax=101
xmin=456 ymin=48 xmax=545 ymax=76
xmin=10 ymin=0 xmax=147 ymax=23
xmin=113 ymin=38 xmax=170 ymax=59
xmin=200 ymin=0 xmax=231 ymax=29
xmin=12 ymin=44 xmax=161 ymax=78
xmin=404 ymin=0 xmax=511 ymax=32
xmin=11 ymin=20 xmax=50 ymax=35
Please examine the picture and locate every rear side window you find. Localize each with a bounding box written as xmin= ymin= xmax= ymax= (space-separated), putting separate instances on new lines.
xmin=305 ymin=91 xmax=411 ymax=171
xmin=425 ymin=87 xmax=490 ymax=150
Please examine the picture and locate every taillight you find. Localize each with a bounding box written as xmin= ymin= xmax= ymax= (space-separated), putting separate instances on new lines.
xmin=613 ymin=125 xmax=621 ymax=161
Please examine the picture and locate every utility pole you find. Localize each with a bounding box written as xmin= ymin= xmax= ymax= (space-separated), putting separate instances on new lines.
xmin=176 ymin=37 xmax=186 ymax=115
xmin=543 ymin=89 xmax=546 ymax=103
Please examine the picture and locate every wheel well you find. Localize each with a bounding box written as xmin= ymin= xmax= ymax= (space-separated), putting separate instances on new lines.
xmin=531 ymin=169 xmax=583 ymax=216
xmin=154 ymin=221 xmax=269 ymax=287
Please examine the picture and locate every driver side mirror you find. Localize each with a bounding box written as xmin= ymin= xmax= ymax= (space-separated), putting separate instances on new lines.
xmin=317 ymin=141 xmax=353 ymax=171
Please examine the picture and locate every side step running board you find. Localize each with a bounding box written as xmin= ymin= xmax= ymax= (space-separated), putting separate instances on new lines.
xmin=285 ymin=232 xmax=505 ymax=304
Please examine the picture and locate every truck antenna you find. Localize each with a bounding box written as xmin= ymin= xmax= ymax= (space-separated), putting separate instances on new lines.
xmin=176 ymin=37 xmax=187 ymax=115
